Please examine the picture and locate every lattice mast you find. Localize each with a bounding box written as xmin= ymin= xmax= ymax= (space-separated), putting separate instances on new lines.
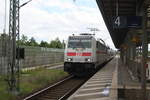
xmin=8 ymin=0 xmax=20 ymax=92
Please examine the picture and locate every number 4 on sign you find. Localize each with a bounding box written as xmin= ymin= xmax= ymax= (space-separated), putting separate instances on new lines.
xmin=115 ymin=16 xmax=120 ymax=27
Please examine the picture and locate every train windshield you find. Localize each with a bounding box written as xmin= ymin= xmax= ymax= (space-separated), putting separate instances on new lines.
xmin=68 ymin=40 xmax=91 ymax=48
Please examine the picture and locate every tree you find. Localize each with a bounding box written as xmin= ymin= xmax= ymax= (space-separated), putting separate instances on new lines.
xmin=49 ymin=38 xmax=63 ymax=48
xmin=40 ymin=40 xmax=49 ymax=47
xmin=15 ymin=35 xmax=64 ymax=48
xmin=26 ymin=37 xmax=39 ymax=46
xmin=0 ymin=33 xmax=9 ymax=40
xmin=18 ymin=34 xmax=28 ymax=45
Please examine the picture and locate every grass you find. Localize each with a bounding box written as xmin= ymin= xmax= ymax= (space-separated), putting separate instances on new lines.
xmin=0 ymin=76 xmax=16 ymax=100
xmin=0 ymin=68 xmax=68 ymax=100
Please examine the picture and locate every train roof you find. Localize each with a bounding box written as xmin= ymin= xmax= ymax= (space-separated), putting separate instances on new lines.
xmin=79 ymin=33 xmax=95 ymax=36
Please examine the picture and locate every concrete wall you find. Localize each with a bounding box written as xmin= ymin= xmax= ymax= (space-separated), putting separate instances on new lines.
xmin=0 ymin=39 xmax=2 ymax=57
xmin=0 ymin=44 xmax=64 ymax=74
xmin=0 ymin=39 xmax=3 ymax=73
xmin=0 ymin=39 xmax=7 ymax=74
xmin=21 ymin=46 xmax=64 ymax=68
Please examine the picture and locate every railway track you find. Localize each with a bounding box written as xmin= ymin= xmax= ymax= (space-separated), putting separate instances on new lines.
xmin=23 ymin=75 xmax=87 ymax=100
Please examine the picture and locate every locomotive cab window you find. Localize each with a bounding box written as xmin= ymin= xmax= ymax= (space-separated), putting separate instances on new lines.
xmin=68 ymin=40 xmax=91 ymax=48
xmin=68 ymin=36 xmax=92 ymax=48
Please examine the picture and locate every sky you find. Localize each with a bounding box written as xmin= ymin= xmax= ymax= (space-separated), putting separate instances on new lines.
xmin=0 ymin=0 xmax=116 ymax=49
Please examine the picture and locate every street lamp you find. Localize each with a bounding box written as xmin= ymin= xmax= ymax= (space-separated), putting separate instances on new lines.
xmin=20 ymin=0 xmax=33 ymax=8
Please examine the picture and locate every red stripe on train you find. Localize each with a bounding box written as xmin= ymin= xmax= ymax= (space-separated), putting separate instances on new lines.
xmin=96 ymin=51 xmax=106 ymax=54
xmin=82 ymin=52 xmax=92 ymax=56
xmin=67 ymin=52 xmax=76 ymax=56
xmin=67 ymin=52 xmax=92 ymax=56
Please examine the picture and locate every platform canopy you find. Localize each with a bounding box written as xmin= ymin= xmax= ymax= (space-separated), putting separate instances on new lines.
xmin=96 ymin=0 xmax=145 ymax=48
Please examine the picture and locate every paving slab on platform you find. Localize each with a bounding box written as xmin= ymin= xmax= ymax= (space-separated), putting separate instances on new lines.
xmin=68 ymin=57 xmax=118 ymax=100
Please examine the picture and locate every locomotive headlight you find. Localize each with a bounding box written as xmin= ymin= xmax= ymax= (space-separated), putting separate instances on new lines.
xmin=87 ymin=58 xmax=91 ymax=62
xmin=67 ymin=58 xmax=72 ymax=61
xmin=85 ymin=58 xmax=91 ymax=62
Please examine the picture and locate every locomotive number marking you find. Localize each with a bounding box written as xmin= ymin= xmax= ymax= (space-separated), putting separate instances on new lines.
xmin=76 ymin=53 xmax=82 ymax=56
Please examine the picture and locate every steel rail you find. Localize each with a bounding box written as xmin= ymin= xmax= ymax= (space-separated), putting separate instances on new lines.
xmin=23 ymin=75 xmax=74 ymax=100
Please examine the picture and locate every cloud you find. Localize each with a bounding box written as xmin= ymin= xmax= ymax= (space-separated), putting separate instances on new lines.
xmin=0 ymin=0 xmax=116 ymax=49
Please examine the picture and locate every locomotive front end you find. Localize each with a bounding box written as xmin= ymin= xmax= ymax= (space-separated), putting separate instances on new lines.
xmin=64 ymin=35 xmax=96 ymax=76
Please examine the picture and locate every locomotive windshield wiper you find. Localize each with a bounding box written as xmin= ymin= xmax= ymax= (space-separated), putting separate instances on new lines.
xmin=77 ymin=40 xmax=85 ymax=49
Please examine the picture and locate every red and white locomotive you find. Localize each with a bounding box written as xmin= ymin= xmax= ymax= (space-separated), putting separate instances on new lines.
xmin=64 ymin=33 xmax=112 ymax=76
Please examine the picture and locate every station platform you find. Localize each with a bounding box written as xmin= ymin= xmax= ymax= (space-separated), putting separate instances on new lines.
xmin=68 ymin=56 xmax=150 ymax=100
xmin=68 ymin=57 xmax=118 ymax=100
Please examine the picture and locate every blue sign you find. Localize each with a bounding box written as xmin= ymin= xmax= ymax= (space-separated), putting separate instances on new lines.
xmin=113 ymin=16 xmax=142 ymax=29
xmin=127 ymin=16 xmax=142 ymax=28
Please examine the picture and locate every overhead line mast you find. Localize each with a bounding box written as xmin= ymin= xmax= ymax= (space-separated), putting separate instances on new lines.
xmin=7 ymin=0 xmax=33 ymax=93
xmin=8 ymin=0 xmax=20 ymax=93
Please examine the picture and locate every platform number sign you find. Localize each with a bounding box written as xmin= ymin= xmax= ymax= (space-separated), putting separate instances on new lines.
xmin=113 ymin=16 xmax=127 ymax=29
xmin=115 ymin=16 xmax=120 ymax=27
xmin=113 ymin=16 xmax=142 ymax=29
